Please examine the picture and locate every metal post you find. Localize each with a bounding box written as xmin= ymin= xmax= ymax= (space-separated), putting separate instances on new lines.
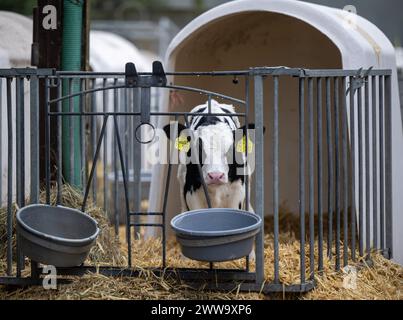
xmin=30 ymin=75 xmax=40 ymax=204
xmin=113 ymin=79 xmax=119 ymax=235
xmin=133 ymin=87 xmax=141 ymax=239
xmin=0 ymin=79 xmax=2 ymax=207
xmin=317 ymin=77 xmax=324 ymax=271
xmin=80 ymin=78 xmax=86 ymax=191
xmin=68 ymin=78 xmax=74 ymax=185
xmin=334 ymin=77 xmax=341 ymax=270
xmin=325 ymin=77 xmax=333 ymax=259
xmin=244 ymin=75 xmax=250 ymax=271
xmin=113 ymin=115 xmax=132 ymax=267
xmin=308 ymin=77 xmax=315 ymax=279
xmin=6 ymin=77 xmax=13 ymax=276
xmin=162 ymin=116 xmax=178 ymax=268
xmin=371 ymin=76 xmax=378 ymax=250
xmin=342 ymin=77 xmax=349 ymax=266
xmin=379 ymin=76 xmax=385 ymax=251
xmin=299 ymin=77 xmax=306 ymax=284
xmin=45 ymin=78 xmax=51 ymax=204
xmin=384 ymin=75 xmax=393 ymax=258
xmin=91 ymin=79 xmax=97 ymax=203
xmin=273 ymin=75 xmax=279 ymax=283
xmin=350 ymin=76 xmax=357 ymax=261
xmin=57 ymin=81 xmax=62 ymax=204
xmin=364 ymin=77 xmax=371 ymax=257
xmin=358 ymin=85 xmax=364 ymax=257
xmin=16 ymin=76 xmax=25 ymax=208
xmin=103 ymin=78 xmax=108 ymax=213
xmin=254 ymin=74 xmax=265 ymax=285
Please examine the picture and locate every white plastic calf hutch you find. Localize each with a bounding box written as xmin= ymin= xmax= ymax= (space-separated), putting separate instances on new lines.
xmin=148 ymin=0 xmax=403 ymax=265
xmin=0 ymin=11 xmax=33 ymax=208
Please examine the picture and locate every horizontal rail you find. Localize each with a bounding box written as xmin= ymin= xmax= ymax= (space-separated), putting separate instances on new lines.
xmin=0 ymin=267 xmax=315 ymax=293
xmin=129 ymin=212 xmax=163 ymax=216
xmin=0 ymin=67 xmax=391 ymax=79
xmin=47 ymin=111 xmax=247 ymax=117
xmin=130 ymin=223 xmax=164 ymax=227
xmin=47 ymin=84 xmax=245 ymax=106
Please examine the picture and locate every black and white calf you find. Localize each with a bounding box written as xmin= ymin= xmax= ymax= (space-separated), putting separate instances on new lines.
xmin=163 ymin=99 xmax=256 ymax=214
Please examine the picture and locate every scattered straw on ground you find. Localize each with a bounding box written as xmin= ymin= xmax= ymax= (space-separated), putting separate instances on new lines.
xmin=0 ymin=184 xmax=402 ymax=300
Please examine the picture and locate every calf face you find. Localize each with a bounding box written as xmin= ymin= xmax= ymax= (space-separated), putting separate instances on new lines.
xmin=163 ymin=100 xmax=257 ymax=211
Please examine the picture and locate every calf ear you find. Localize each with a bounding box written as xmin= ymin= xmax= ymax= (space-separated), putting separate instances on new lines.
xmin=238 ymin=123 xmax=266 ymax=135
xmin=163 ymin=122 xmax=187 ymax=140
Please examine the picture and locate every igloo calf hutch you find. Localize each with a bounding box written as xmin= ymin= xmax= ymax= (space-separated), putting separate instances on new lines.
xmin=146 ymin=0 xmax=403 ymax=291
xmin=0 ymin=0 xmax=402 ymax=295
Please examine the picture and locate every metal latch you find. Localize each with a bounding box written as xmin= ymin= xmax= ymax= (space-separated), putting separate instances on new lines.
xmin=347 ymin=67 xmax=373 ymax=95
xmin=125 ymin=62 xmax=138 ymax=87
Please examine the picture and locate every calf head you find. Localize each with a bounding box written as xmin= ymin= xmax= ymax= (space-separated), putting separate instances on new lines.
xmin=163 ymin=104 xmax=260 ymax=187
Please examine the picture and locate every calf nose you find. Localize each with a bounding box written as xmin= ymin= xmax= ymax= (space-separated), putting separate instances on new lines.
xmin=207 ymin=172 xmax=225 ymax=184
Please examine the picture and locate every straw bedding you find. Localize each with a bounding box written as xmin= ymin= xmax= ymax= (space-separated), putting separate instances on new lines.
xmin=0 ymin=185 xmax=402 ymax=300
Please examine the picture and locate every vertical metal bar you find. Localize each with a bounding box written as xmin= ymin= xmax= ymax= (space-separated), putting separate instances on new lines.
xmin=308 ymin=77 xmax=315 ymax=279
xmin=16 ymin=76 xmax=24 ymax=281
xmin=68 ymin=78 xmax=74 ymax=185
xmin=6 ymin=77 xmax=13 ymax=276
xmin=350 ymin=76 xmax=357 ymax=261
xmin=80 ymin=78 xmax=86 ymax=191
xmin=133 ymin=87 xmax=141 ymax=240
xmin=113 ymin=80 xmax=119 ymax=236
xmin=162 ymin=116 xmax=178 ymax=268
xmin=364 ymin=77 xmax=371 ymax=258
xmin=123 ymin=87 xmax=130 ymax=245
xmin=103 ymin=78 xmax=108 ymax=213
xmin=342 ymin=77 xmax=349 ymax=266
xmin=0 ymin=79 xmax=2 ymax=207
xmin=325 ymin=77 xmax=333 ymax=259
xmin=30 ymin=70 xmax=40 ymax=257
xmin=162 ymin=158 xmax=171 ymax=268
xmin=91 ymin=79 xmax=97 ymax=203
xmin=57 ymin=80 xmax=63 ymax=205
xmin=244 ymin=75 xmax=250 ymax=272
xmin=358 ymin=85 xmax=364 ymax=257
xmin=16 ymin=76 xmax=25 ymax=208
xmin=371 ymin=76 xmax=378 ymax=250
xmin=299 ymin=77 xmax=306 ymax=284
xmin=124 ymin=87 xmax=130 ymax=180
xmin=126 ymin=87 xmax=132 ymax=241
xmin=45 ymin=78 xmax=50 ymax=204
xmin=273 ymin=75 xmax=279 ymax=283
xmin=82 ymin=116 xmax=109 ymax=211
xmin=384 ymin=75 xmax=393 ymax=258
xmin=254 ymin=74 xmax=265 ymax=285
xmin=113 ymin=115 xmax=132 ymax=267
xmin=317 ymin=77 xmax=324 ymax=271
xmin=379 ymin=76 xmax=385 ymax=251
xmin=30 ymin=75 xmax=40 ymax=204
xmin=334 ymin=77 xmax=341 ymax=270
xmin=29 ymin=77 xmax=39 ymax=285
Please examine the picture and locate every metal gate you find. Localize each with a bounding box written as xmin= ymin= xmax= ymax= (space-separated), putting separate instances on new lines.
xmin=0 ymin=64 xmax=393 ymax=293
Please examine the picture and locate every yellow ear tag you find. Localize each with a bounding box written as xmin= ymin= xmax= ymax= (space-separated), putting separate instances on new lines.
xmin=236 ymin=136 xmax=254 ymax=154
xmin=175 ymin=135 xmax=190 ymax=152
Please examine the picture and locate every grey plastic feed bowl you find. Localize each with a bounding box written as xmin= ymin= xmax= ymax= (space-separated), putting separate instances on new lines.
xmin=171 ymin=208 xmax=262 ymax=262
xmin=16 ymin=204 xmax=99 ymax=267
